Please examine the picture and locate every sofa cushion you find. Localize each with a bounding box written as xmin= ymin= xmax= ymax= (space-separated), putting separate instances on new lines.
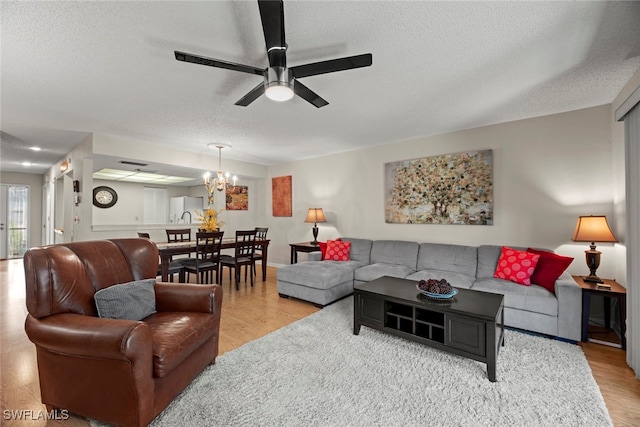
xmin=355 ymin=263 xmax=415 ymax=282
xmin=325 ymin=240 xmax=351 ymax=261
xmin=146 ymin=311 xmax=217 ymax=378
xmin=277 ymin=260 xmax=365 ymax=289
xmin=527 ymin=248 xmax=574 ymax=294
xmin=417 ymin=243 xmax=478 ymax=277
xmin=341 ymin=238 xmax=373 ymax=264
xmin=94 ymin=278 xmax=156 ymax=320
xmin=494 ymin=246 xmax=540 ymax=286
xmin=405 ymin=270 xmax=475 ymax=289
xmin=370 ymin=240 xmax=419 ymax=270
xmin=472 ymin=278 xmax=558 ymax=317
xmin=477 ymin=245 xmax=527 ymax=279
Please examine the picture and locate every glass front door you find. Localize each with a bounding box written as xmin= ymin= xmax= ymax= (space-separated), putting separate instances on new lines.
xmin=1 ymin=184 xmax=29 ymax=259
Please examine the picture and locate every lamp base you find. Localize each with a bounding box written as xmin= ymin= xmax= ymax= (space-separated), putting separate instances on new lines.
xmin=583 ymin=274 xmax=604 ymax=284
xmin=310 ymin=224 xmax=319 ymax=246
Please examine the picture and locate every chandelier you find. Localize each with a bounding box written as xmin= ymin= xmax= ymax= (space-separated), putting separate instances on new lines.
xmin=203 ymin=144 xmax=237 ymax=204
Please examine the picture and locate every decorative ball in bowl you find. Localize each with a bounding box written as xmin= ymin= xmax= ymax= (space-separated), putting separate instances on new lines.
xmin=416 ymin=279 xmax=458 ymax=299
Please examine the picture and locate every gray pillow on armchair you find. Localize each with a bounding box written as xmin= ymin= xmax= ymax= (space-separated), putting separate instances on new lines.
xmin=94 ymin=278 xmax=157 ymax=320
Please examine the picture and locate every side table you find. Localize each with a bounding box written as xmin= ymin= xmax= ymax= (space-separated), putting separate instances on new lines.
xmin=573 ymin=275 xmax=626 ymax=350
xmin=289 ymin=242 xmax=322 ymax=264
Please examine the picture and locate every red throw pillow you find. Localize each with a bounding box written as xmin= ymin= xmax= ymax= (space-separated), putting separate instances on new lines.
xmin=325 ymin=240 xmax=351 ymax=261
xmin=318 ymin=241 xmax=328 ymax=260
xmin=527 ymin=248 xmax=574 ymax=294
xmin=494 ymin=246 xmax=540 ymax=286
xmin=318 ymin=238 xmax=341 ymax=260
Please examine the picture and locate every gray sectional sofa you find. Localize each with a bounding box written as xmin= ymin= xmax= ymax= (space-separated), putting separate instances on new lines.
xmin=276 ymin=238 xmax=581 ymax=342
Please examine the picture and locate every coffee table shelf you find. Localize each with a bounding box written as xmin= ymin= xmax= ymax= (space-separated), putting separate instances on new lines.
xmin=386 ymin=303 xmax=446 ymax=343
xmin=354 ymin=276 xmax=504 ymax=382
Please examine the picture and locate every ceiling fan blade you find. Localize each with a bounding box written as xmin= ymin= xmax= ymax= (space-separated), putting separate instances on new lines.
xmin=258 ymin=0 xmax=286 ymax=68
xmin=235 ymin=82 xmax=266 ymax=107
xmin=290 ymin=53 xmax=372 ymax=79
xmin=294 ymin=81 xmax=329 ymax=108
xmin=174 ymin=51 xmax=264 ymax=76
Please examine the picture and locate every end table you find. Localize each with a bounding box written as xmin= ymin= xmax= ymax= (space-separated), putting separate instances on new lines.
xmin=289 ymin=242 xmax=322 ymax=264
xmin=573 ymin=275 xmax=626 ymax=350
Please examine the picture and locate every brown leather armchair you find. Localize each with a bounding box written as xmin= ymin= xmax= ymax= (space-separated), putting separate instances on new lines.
xmin=23 ymin=238 xmax=223 ymax=427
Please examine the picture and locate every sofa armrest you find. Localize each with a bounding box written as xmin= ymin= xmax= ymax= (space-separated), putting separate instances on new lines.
xmin=154 ymin=282 xmax=222 ymax=314
xmin=25 ymin=313 xmax=152 ymax=363
xmin=554 ymin=272 xmax=582 ymax=342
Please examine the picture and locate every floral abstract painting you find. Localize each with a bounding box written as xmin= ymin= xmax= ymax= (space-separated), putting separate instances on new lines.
xmin=225 ymin=185 xmax=248 ymax=210
xmin=385 ymin=150 xmax=493 ymax=225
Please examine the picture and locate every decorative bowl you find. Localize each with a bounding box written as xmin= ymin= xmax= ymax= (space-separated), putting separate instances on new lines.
xmin=416 ymin=284 xmax=458 ymax=299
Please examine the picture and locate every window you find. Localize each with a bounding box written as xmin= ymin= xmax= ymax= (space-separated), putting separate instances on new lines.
xmin=143 ymin=187 xmax=166 ymax=224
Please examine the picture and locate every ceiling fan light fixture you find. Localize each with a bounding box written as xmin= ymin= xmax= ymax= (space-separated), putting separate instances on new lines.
xmin=265 ymin=83 xmax=294 ymax=101
xmin=265 ymin=66 xmax=294 ymax=102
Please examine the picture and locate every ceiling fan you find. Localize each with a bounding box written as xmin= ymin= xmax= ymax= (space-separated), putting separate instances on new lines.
xmin=174 ymin=0 xmax=372 ymax=108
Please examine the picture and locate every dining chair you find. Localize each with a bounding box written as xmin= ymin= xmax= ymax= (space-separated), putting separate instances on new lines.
xmin=252 ymin=227 xmax=269 ymax=279
xmin=220 ymin=230 xmax=257 ymax=290
xmin=139 ymin=232 xmax=184 ymax=282
xmin=165 ymin=228 xmax=193 ymax=281
xmin=166 ymin=229 xmax=191 ymax=242
xmin=183 ymin=231 xmax=224 ymax=284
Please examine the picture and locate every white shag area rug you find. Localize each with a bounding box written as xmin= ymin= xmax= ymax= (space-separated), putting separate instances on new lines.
xmin=93 ymin=296 xmax=612 ymax=427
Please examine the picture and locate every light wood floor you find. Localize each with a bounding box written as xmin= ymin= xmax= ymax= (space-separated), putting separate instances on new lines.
xmin=2 ymin=259 xmax=639 ymax=426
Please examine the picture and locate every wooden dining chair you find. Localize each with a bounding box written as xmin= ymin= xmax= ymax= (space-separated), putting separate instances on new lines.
xmin=166 ymin=229 xmax=191 ymax=242
xmin=252 ymin=227 xmax=268 ymax=279
xmin=183 ymin=231 xmax=224 ymax=284
xmin=220 ymin=230 xmax=257 ymax=290
xmin=165 ymin=228 xmax=193 ymax=281
xmin=139 ymin=232 xmax=184 ymax=282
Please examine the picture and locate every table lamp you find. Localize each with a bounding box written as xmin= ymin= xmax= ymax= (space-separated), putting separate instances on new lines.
xmin=305 ymin=208 xmax=327 ymax=245
xmin=571 ymin=215 xmax=618 ymax=283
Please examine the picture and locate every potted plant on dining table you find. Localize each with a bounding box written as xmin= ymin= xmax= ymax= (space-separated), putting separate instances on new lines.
xmin=194 ymin=208 xmax=224 ymax=232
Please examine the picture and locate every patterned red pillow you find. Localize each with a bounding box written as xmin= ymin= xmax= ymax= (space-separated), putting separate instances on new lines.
xmin=325 ymin=240 xmax=351 ymax=261
xmin=318 ymin=238 xmax=341 ymax=260
xmin=494 ymin=246 xmax=540 ymax=286
xmin=527 ymin=248 xmax=574 ymax=294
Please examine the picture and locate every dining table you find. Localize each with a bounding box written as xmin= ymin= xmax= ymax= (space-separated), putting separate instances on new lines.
xmin=155 ymin=238 xmax=270 ymax=283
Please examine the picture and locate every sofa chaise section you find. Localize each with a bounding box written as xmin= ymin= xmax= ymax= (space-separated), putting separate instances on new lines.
xmin=277 ymin=238 xmax=372 ymax=307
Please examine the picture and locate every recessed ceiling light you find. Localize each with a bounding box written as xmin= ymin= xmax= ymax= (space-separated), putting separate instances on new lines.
xmin=21 ymin=162 xmax=32 ymax=166
xmin=29 ymin=146 xmax=41 ymax=151
xmin=93 ymin=168 xmax=195 ymax=185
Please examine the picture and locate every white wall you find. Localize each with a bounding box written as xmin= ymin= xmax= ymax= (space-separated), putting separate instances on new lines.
xmin=41 ymin=133 xmax=269 ymax=242
xmin=88 ymin=177 xmax=265 ymax=242
xmin=91 ymin=179 xmax=194 ymax=225
xmin=266 ymin=105 xmax=616 ymax=277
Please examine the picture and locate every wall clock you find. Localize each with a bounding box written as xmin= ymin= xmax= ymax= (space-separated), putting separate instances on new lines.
xmin=93 ymin=186 xmax=118 ymax=208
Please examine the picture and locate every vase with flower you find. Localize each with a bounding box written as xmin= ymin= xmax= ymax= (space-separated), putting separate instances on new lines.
xmin=194 ymin=208 xmax=225 ymax=232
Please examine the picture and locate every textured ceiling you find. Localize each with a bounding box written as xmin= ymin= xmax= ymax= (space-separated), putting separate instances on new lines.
xmin=2 ymin=1 xmax=640 ymax=175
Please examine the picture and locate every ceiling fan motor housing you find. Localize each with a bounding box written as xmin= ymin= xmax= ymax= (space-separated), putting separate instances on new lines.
xmin=265 ymin=66 xmax=294 ymax=100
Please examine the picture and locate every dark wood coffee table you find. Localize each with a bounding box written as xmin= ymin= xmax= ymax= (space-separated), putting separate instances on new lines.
xmin=354 ymin=276 xmax=505 ymax=382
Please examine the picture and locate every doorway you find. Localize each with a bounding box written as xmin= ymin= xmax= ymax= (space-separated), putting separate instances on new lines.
xmin=0 ymin=184 xmax=29 ymax=259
